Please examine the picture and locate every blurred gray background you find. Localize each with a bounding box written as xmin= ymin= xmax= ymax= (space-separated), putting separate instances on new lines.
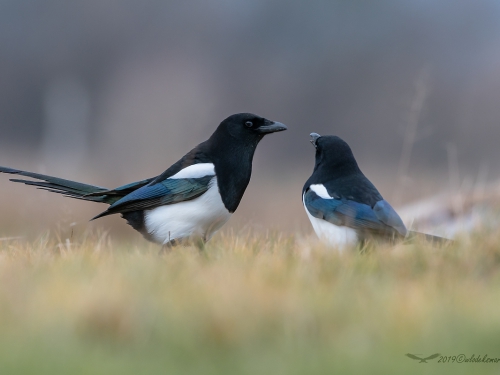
xmin=1 ymin=0 xmax=500 ymax=239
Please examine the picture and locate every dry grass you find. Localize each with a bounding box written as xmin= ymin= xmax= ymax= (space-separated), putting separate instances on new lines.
xmin=0 ymin=229 xmax=499 ymax=374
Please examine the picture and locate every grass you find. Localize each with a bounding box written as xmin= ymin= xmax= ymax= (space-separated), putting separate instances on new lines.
xmin=0 ymin=229 xmax=499 ymax=374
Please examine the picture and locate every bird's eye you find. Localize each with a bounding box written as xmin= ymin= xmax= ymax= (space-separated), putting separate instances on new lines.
xmin=245 ymin=121 xmax=253 ymax=128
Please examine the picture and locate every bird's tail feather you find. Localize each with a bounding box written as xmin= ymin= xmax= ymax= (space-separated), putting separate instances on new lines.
xmin=407 ymin=230 xmax=453 ymax=245
xmin=0 ymin=166 xmax=121 ymax=205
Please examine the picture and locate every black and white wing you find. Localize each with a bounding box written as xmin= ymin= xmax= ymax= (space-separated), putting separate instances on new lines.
xmin=303 ymin=184 xmax=407 ymax=237
xmin=92 ymin=163 xmax=216 ymax=219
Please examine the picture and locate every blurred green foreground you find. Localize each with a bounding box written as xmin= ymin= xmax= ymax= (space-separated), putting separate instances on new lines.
xmin=0 ymin=230 xmax=499 ymax=375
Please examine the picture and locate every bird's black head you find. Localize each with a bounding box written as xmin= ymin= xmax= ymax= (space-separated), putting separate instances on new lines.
xmin=309 ymin=133 xmax=360 ymax=175
xmin=203 ymin=113 xmax=286 ymax=213
xmin=213 ymin=113 xmax=287 ymax=144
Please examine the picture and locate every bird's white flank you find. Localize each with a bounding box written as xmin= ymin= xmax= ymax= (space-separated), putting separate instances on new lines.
xmin=144 ymin=177 xmax=231 ymax=244
xmin=168 ymin=163 xmax=215 ymax=179
xmin=302 ymin=191 xmax=357 ymax=250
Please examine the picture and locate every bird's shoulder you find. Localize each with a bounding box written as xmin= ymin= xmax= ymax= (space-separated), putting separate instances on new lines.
xmin=305 ymin=173 xmax=383 ymax=207
xmin=152 ymin=142 xmax=215 ymax=183
xmin=303 ymin=186 xmax=385 ymax=232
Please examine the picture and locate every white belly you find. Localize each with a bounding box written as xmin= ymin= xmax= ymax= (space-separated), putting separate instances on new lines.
xmin=144 ymin=177 xmax=231 ymax=244
xmin=303 ymin=195 xmax=358 ymax=250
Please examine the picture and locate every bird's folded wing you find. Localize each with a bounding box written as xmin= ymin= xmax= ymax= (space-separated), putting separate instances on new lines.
xmin=304 ymin=189 xmax=405 ymax=236
xmin=92 ymin=175 xmax=214 ymax=219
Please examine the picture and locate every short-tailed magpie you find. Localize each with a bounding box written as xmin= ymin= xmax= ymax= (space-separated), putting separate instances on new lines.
xmin=0 ymin=113 xmax=287 ymax=247
xmin=303 ymin=133 xmax=448 ymax=248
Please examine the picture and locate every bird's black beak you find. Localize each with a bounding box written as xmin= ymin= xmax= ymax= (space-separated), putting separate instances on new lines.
xmin=255 ymin=121 xmax=288 ymax=134
xmin=310 ymin=133 xmax=321 ymax=148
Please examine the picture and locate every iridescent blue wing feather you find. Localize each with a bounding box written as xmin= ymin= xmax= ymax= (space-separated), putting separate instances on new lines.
xmin=304 ymin=189 xmax=406 ymax=237
xmin=92 ymin=175 xmax=214 ymax=219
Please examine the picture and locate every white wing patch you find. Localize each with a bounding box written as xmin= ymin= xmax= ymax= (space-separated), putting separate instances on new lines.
xmin=168 ymin=163 xmax=215 ymax=179
xmin=303 ymin=192 xmax=357 ymax=250
xmin=309 ymin=184 xmax=333 ymax=199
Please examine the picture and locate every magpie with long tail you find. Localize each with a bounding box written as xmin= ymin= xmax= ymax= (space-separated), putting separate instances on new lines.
xmin=303 ymin=133 xmax=450 ymax=248
xmin=0 ymin=113 xmax=287 ymax=248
